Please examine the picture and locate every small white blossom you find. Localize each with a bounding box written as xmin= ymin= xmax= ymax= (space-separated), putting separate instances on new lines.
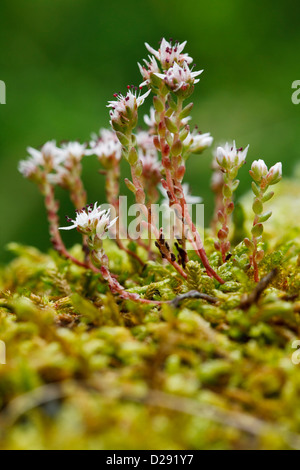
xmin=87 ymin=129 xmax=122 ymax=162
xmin=58 ymin=142 xmax=87 ymax=163
xmin=139 ymin=149 xmax=161 ymax=175
xmin=184 ymin=130 xmax=213 ymax=154
xmin=59 ymin=202 xmax=117 ymax=237
xmin=136 ymin=130 xmax=156 ymax=152
xmin=107 ymin=89 xmax=151 ymax=129
xmin=216 ymin=141 xmax=249 ymax=169
xmin=46 ymin=166 xmax=69 ymax=185
xmin=143 ymin=107 xmax=157 ymax=128
xmin=19 ymin=141 xmax=60 ymax=178
xmin=145 ymin=38 xmax=193 ymax=69
xmin=138 ymin=56 xmax=160 ymax=87
xmin=155 ymin=62 xmax=202 ymax=93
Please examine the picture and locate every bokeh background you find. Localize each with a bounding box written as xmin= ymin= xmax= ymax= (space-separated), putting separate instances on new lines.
xmin=0 ymin=0 xmax=299 ymax=262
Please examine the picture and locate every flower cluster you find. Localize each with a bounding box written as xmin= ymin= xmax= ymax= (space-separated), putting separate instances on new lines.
xmin=139 ymin=39 xmax=202 ymax=99
xmin=107 ymin=88 xmax=151 ymax=133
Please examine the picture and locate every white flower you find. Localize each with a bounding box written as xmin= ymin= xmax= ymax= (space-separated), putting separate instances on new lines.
xmin=107 ymin=89 xmax=151 ymax=129
xmin=145 ymin=38 xmax=193 ymax=69
xmin=251 ymin=159 xmax=268 ymax=178
xmin=184 ymin=130 xmax=213 ymax=154
xmin=138 ymin=56 xmax=160 ymax=87
xmin=267 ymin=162 xmax=282 ymax=185
xmin=46 ymin=166 xmax=69 ymax=185
xmin=58 ymin=142 xmax=87 ymax=162
xmin=19 ymin=141 xmax=59 ymax=178
xmin=87 ymin=129 xmax=122 ymax=162
xmin=159 ymin=183 xmax=202 ymax=205
xmin=59 ymin=202 xmax=118 ymax=237
xmin=143 ymin=107 xmax=157 ymax=128
xmin=155 ymin=62 xmax=203 ymax=93
xmin=216 ymin=141 xmax=249 ymax=169
xmin=136 ymin=130 xmax=156 ymax=152
xmin=139 ymin=149 xmax=161 ymax=175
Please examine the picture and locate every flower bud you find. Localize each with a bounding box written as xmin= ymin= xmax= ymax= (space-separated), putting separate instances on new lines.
xmin=267 ymin=162 xmax=282 ymax=185
xmin=251 ymin=159 xmax=268 ymax=181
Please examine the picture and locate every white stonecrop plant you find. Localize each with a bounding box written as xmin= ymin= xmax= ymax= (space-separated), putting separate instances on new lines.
xmin=245 ymin=160 xmax=282 ymax=281
xmin=18 ymin=37 xmax=283 ymax=300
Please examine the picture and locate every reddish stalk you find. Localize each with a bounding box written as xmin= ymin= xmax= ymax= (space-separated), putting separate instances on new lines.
xmin=42 ymin=180 xmax=100 ymax=273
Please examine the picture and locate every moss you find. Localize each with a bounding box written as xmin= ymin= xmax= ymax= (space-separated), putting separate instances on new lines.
xmin=1 ymin=180 xmax=300 ymax=450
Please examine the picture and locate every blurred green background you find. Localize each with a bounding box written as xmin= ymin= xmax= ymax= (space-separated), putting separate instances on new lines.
xmin=0 ymin=0 xmax=299 ymax=261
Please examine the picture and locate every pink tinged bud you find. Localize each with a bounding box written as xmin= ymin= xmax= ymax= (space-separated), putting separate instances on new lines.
xmin=267 ymin=162 xmax=282 ymax=185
